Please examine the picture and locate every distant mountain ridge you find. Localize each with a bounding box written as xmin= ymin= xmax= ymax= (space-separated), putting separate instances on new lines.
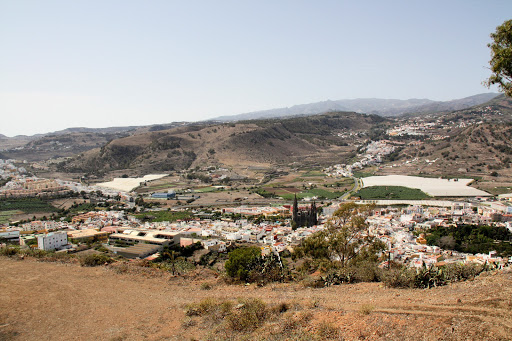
xmin=213 ymin=93 xmax=500 ymax=121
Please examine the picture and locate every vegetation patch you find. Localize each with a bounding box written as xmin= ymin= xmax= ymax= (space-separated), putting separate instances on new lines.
xmin=300 ymin=170 xmax=326 ymax=177
xmin=262 ymin=186 xmax=343 ymax=200
xmin=280 ymin=188 xmax=343 ymax=200
xmin=0 ymin=210 xmax=22 ymax=224
xmin=134 ymin=210 xmax=193 ymax=222
xmin=380 ymin=262 xmax=487 ymax=289
xmin=194 ymin=186 xmax=219 ymax=193
xmin=184 ymin=297 xmax=291 ymax=335
xmin=426 ymin=224 xmax=512 ymax=256
xmin=80 ymin=253 xmax=114 ymax=267
xmin=355 ymin=186 xmax=430 ymax=200
xmin=0 ymin=198 xmax=57 ymax=214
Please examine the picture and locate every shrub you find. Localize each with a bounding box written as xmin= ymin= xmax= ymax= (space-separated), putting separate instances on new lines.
xmin=200 ymin=282 xmax=212 ymax=290
xmin=443 ymin=263 xmax=484 ymax=282
xmin=22 ymin=248 xmax=50 ymax=259
xmin=226 ymin=298 xmax=268 ymax=332
xmin=322 ymin=262 xmax=380 ymax=286
xmin=80 ymin=253 xmax=114 ymax=267
xmin=184 ymin=298 xmax=233 ymax=321
xmin=359 ymin=304 xmax=375 ymax=315
xmin=0 ymin=246 xmax=19 ymax=257
xmin=301 ymin=276 xmax=325 ymax=288
xmin=317 ymin=321 xmax=341 ymax=339
xmin=224 ymin=247 xmax=261 ymax=282
xmin=380 ymin=267 xmax=415 ymax=288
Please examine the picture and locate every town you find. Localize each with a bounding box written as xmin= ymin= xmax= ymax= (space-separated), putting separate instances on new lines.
xmin=2 ymin=157 xmax=511 ymax=272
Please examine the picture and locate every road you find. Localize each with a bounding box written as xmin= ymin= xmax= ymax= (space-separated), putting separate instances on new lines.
xmin=340 ymin=176 xmax=361 ymax=200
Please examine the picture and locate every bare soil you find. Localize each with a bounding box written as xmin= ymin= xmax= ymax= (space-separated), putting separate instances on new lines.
xmin=0 ymin=257 xmax=511 ymax=341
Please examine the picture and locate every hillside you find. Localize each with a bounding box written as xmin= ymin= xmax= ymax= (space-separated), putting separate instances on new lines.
xmin=374 ymin=95 xmax=512 ymax=189
xmin=1 ymin=257 xmax=511 ymax=341
xmin=56 ymin=112 xmax=388 ymax=177
xmin=0 ymin=123 xmax=192 ymax=162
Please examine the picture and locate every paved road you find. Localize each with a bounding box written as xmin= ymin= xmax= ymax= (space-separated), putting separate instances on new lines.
xmin=340 ymin=177 xmax=360 ymax=200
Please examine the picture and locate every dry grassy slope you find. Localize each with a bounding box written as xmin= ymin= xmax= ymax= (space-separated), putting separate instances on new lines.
xmin=0 ymin=257 xmax=511 ymax=341
xmin=2 ymin=132 xmax=132 ymax=162
xmin=388 ymin=122 xmax=512 ymax=182
xmin=61 ymin=112 xmax=387 ymax=175
xmin=379 ymin=96 xmax=512 ymax=182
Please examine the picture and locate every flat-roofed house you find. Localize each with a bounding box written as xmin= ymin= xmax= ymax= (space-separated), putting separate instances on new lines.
xmin=108 ymin=229 xmax=181 ymax=247
xmin=37 ymin=231 xmax=68 ymax=251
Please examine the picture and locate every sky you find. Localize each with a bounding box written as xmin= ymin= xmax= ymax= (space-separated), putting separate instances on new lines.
xmin=1 ymin=1 xmax=511 ymax=137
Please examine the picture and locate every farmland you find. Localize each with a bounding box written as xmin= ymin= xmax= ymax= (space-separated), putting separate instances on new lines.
xmin=355 ymin=186 xmax=431 ymax=200
xmin=361 ymin=175 xmax=492 ymax=197
xmin=134 ymin=210 xmax=194 ymax=222
xmin=0 ymin=198 xmax=57 ymax=214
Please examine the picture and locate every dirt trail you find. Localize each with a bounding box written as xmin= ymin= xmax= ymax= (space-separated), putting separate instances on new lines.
xmin=0 ymin=257 xmax=511 ymax=341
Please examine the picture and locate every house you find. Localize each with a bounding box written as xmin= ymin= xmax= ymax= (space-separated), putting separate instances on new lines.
xmin=109 ymin=229 xmax=181 ymax=247
xmin=37 ymin=232 xmax=68 ymax=251
xmin=151 ymin=192 xmax=176 ymax=199
xmin=0 ymin=230 xmax=20 ymax=244
xmin=67 ymin=229 xmax=108 ymax=244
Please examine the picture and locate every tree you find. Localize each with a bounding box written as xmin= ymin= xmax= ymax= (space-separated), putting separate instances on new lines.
xmin=295 ymin=203 xmax=383 ymax=268
xmin=225 ymin=247 xmax=261 ymax=282
xmin=484 ymin=19 xmax=512 ymax=97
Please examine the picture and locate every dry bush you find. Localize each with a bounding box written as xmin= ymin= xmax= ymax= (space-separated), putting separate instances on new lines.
xmin=359 ymin=304 xmax=375 ymax=315
xmin=0 ymin=246 xmax=19 ymax=257
xmin=80 ymin=253 xmax=114 ymax=267
xmin=225 ymin=298 xmax=269 ymax=332
xmin=443 ymin=263 xmax=484 ymax=282
xmin=379 ymin=267 xmax=415 ymax=288
xmin=184 ymin=297 xmax=297 ymax=338
xmin=200 ymin=282 xmax=213 ymax=290
xmin=316 ymin=321 xmax=342 ymax=340
xmin=301 ymin=276 xmax=325 ymax=288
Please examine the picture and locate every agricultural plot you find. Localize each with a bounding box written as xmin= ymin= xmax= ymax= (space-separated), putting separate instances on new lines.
xmin=133 ymin=210 xmax=193 ymax=222
xmin=194 ymin=186 xmax=223 ymax=193
xmin=0 ymin=210 xmax=22 ymax=224
xmin=262 ymin=187 xmax=343 ymax=200
xmin=0 ymin=198 xmax=57 ymax=214
xmin=361 ymin=175 xmax=491 ymax=197
xmin=355 ymin=186 xmax=430 ymax=200
xmin=97 ymin=174 xmax=168 ymax=192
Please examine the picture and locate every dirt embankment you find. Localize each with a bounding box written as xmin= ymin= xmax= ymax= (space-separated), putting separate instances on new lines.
xmin=0 ymin=257 xmax=511 ymax=341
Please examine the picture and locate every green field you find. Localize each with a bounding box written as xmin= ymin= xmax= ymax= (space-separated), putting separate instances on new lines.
xmin=261 ymin=186 xmax=343 ymax=200
xmin=0 ymin=198 xmax=57 ymax=214
xmin=134 ymin=210 xmax=193 ymax=222
xmin=0 ymin=210 xmax=22 ymax=224
xmin=280 ymin=188 xmax=343 ymax=200
xmin=194 ymin=186 xmax=220 ymax=193
xmin=355 ymin=186 xmax=430 ymax=200
xmin=352 ymin=171 xmax=376 ymax=178
xmin=301 ymin=170 xmax=326 ymax=177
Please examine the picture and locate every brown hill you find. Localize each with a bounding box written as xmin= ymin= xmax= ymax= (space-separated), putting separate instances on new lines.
xmin=58 ymin=112 xmax=388 ymax=176
xmin=1 ymin=257 xmax=511 ymax=341
xmin=376 ymin=96 xmax=512 ymax=187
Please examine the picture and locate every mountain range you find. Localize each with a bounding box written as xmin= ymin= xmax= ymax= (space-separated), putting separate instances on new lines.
xmin=212 ymin=93 xmax=500 ymax=121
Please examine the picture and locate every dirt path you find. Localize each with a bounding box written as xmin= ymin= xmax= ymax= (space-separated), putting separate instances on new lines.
xmin=0 ymin=258 xmax=511 ymax=341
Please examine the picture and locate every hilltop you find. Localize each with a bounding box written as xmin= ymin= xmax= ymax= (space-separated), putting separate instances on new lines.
xmin=1 ymin=257 xmax=511 ymax=341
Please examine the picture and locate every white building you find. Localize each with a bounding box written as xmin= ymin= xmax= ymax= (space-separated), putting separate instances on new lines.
xmin=37 ymin=232 xmax=68 ymax=251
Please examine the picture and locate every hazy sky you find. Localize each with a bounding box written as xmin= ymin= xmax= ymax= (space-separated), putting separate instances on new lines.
xmin=1 ymin=1 xmax=511 ymax=137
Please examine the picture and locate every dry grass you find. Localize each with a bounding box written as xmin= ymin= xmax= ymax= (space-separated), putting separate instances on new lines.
xmin=1 ymin=257 xmax=511 ymax=340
